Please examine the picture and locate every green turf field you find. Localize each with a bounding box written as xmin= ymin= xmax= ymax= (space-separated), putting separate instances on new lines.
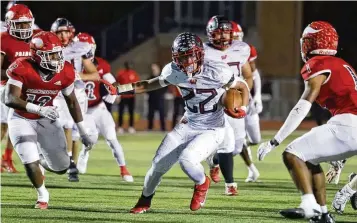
xmin=1 ymin=132 xmax=357 ymax=223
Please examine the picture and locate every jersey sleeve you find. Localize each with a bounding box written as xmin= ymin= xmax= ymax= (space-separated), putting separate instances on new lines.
xmin=158 ymin=62 xmax=179 ymax=86
xmin=240 ymin=42 xmax=251 ymax=65
xmin=300 ymin=57 xmax=332 ymax=81
xmin=6 ymin=60 xmax=25 ymax=88
xmin=248 ymin=45 xmax=258 ymax=62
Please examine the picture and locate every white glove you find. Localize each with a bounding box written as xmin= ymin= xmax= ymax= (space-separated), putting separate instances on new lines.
xmin=76 ymin=121 xmax=95 ymax=150
xmin=26 ymin=103 xmax=59 ymax=121
xmin=257 ymin=140 xmax=278 ymax=161
xmin=326 ymin=160 xmax=346 ymax=184
xmin=38 ymin=106 xmax=59 ymax=121
xmin=80 ymin=133 xmax=94 ymax=150
xmin=253 ymin=95 xmax=263 ymax=114
xmin=102 ymin=95 xmax=117 ymax=104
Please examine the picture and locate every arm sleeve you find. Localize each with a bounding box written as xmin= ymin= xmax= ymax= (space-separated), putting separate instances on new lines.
xmin=158 ymin=63 xmax=175 ymax=87
xmin=253 ymin=69 xmax=262 ymax=97
xmin=274 ymin=99 xmax=312 ymax=143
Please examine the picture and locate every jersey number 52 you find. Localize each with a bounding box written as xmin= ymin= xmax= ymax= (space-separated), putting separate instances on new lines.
xmin=182 ymin=88 xmax=218 ymax=114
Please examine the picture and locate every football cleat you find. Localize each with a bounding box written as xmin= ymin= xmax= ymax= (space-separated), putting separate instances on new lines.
xmin=34 ymin=201 xmax=48 ymax=209
xmin=209 ymin=166 xmax=220 ymax=183
xmin=280 ymin=199 xmax=321 ymax=219
xmin=225 ymin=182 xmax=238 ymax=196
xmin=190 ymin=176 xmax=210 ymax=211
xmin=332 ymin=183 xmax=356 ymax=214
xmin=309 ymin=212 xmax=335 ymax=223
xmin=348 ymin=172 xmax=357 ymax=210
xmin=68 ymin=167 xmax=79 ymax=182
xmin=2 ymin=155 xmax=19 ymax=173
xmin=245 ymin=167 xmax=260 ymax=183
xmin=130 ymin=194 xmax=153 ymax=214
xmin=120 ymin=166 xmax=134 ymax=182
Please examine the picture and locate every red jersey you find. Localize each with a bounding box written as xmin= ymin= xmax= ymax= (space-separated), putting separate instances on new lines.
xmin=0 ymin=30 xmax=42 ymax=85
xmin=116 ymin=68 xmax=140 ymax=99
xmin=84 ymin=57 xmax=116 ymax=107
xmin=7 ymin=58 xmax=75 ymax=119
xmin=301 ymin=56 xmax=357 ymax=116
xmin=248 ymin=44 xmax=257 ymax=62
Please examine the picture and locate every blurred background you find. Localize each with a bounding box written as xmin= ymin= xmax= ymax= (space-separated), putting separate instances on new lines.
xmin=2 ymin=1 xmax=357 ymax=132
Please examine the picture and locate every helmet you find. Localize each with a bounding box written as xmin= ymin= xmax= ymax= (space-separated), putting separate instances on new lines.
xmin=50 ymin=18 xmax=75 ymax=46
xmin=5 ymin=4 xmax=34 ymax=39
xmin=231 ymin=21 xmax=244 ymax=41
xmin=172 ymin=32 xmax=204 ymax=77
xmin=6 ymin=0 xmax=17 ymax=11
xmin=300 ymin=21 xmax=338 ymax=62
xmin=30 ymin=31 xmax=64 ymax=74
xmin=74 ymin=32 xmax=96 ymax=58
xmin=206 ymin=15 xmax=233 ymax=50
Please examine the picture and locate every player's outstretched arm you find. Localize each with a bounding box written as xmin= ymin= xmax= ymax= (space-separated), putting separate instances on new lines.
xmin=117 ymin=77 xmax=167 ymax=95
xmin=257 ymin=74 xmax=327 ymax=161
xmin=242 ymin=61 xmax=253 ymax=89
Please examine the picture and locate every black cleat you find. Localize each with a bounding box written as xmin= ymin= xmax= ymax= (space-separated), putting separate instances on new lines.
xmin=279 ymin=208 xmax=306 ymax=219
xmin=309 ymin=212 xmax=335 ymax=223
xmin=68 ymin=167 xmax=79 ymax=182
xmin=280 ymin=208 xmax=321 ymax=219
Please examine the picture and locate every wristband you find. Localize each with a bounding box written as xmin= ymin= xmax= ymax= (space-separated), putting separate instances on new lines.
xmin=26 ymin=103 xmax=40 ymax=114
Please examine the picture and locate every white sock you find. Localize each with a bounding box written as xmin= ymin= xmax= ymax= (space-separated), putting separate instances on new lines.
xmin=36 ymin=185 xmax=49 ymax=202
xmin=106 ymin=139 xmax=126 ymax=166
xmin=248 ymin=163 xmax=258 ymax=173
xmin=320 ymin=205 xmax=328 ymax=214
xmin=348 ymin=175 xmax=357 ymax=191
xmin=345 ymin=184 xmax=356 ymax=194
xmin=68 ymin=151 xmax=72 ymax=157
xmin=301 ymin=193 xmax=317 ymax=204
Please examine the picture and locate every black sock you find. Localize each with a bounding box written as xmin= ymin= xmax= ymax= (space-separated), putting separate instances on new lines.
xmin=218 ymin=152 xmax=234 ymax=183
xmin=213 ymin=153 xmax=219 ymax=166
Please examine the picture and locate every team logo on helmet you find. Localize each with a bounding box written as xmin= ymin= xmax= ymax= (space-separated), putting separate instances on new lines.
xmin=32 ymin=37 xmax=44 ymax=49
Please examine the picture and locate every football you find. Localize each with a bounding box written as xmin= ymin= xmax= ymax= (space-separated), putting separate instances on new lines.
xmin=221 ymin=88 xmax=242 ymax=110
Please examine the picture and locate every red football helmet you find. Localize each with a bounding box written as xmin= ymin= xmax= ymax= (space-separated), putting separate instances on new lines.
xmin=231 ymin=21 xmax=244 ymax=41
xmin=206 ymin=15 xmax=233 ymax=50
xmin=5 ymin=4 xmax=34 ymax=39
xmin=30 ymin=31 xmax=64 ymax=74
xmin=75 ymin=32 xmax=96 ymax=58
xmin=300 ymin=21 xmax=338 ymax=62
